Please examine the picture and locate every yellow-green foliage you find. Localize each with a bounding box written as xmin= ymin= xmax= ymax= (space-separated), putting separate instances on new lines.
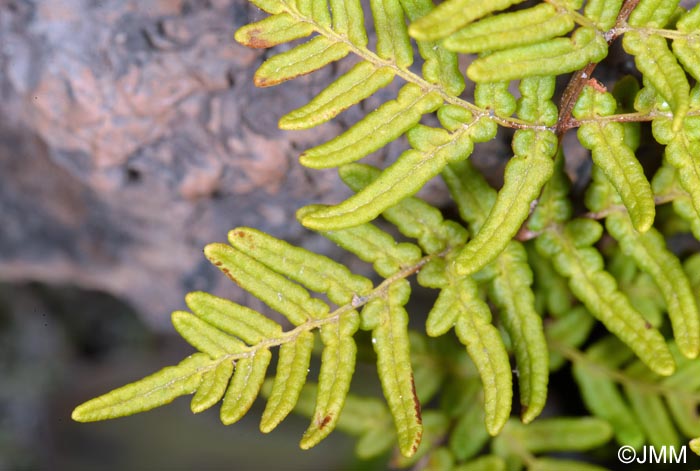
xmin=73 ymin=0 xmax=700 ymax=469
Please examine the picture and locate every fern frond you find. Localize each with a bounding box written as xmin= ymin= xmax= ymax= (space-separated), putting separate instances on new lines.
xmin=443 ymin=4 xmax=575 ymax=54
xmin=279 ymin=63 xmax=395 ymax=130
xmin=301 ymin=123 xmax=477 ymax=230
xmin=298 ymin=205 xmax=423 ymax=278
xmin=672 ymin=5 xmax=700 ymax=82
xmin=574 ymin=86 xmax=655 ymax=232
xmin=606 ymin=212 xmax=700 ymax=358
xmin=72 ymin=353 xmax=212 ymax=421
xmin=571 ymin=337 xmax=645 ymax=448
xmin=399 ymin=0 xmax=465 ymax=96
xmin=536 ymin=221 xmax=675 ymax=376
xmin=455 ymin=455 xmax=507 ymax=471
xmin=492 ymin=417 xmax=613 ymax=471
xmin=227 ymin=227 xmax=373 ymax=305
xmin=205 ymin=243 xmax=329 ymax=325
xmin=362 ymin=280 xmax=422 ymax=457
xmin=221 ymin=349 xmax=272 ymax=425
xmin=584 ymin=0 xmax=623 ymax=30
xmin=442 ymin=157 xmax=548 ymax=424
xmin=545 ymin=306 xmax=596 ymax=371
xmin=456 ymin=76 xmax=558 ymax=275
xmin=407 ymin=0 xmax=525 ymax=41
xmin=299 ymin=84 xmax=442 ymax=169
xmin=467 ymin=28 xmax=608 ymax=83
xmin=627 ymin=0 xmax=680 ymax=27
xmin=234 ymin=13 xmax=314 ymax=49
xmin=420 ymin=263 xmax=513 ymax=435
xmin=623 ymin=31 xmax=690 ymax=131
xmin=570 ymin=337 xmax=700 ymax=450
xmin=489 ymin=243 xmax=548 ymax=424
xmin=340 ymin=163 xmax=468 ymax=254
xmin=301 ymin=313 xmax=359 ymax=448
xmin=260 ymin=331 xmax=314 ymax=432
xmin=585 ymin=147 xmax=700 ymax=358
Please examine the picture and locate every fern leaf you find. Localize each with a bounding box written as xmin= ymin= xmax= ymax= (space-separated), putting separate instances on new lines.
xmin=536 ymin=221 xmax=675 ymax=376
xmin=298 ymin=205 xmax=422 ymax=278
xmin=628 ymin=0 xmax=680 ymax=27
xmin=171 ymin=311 xmax=247 ymax=358
xmin=362 ymin=279 xmax=422 ymax=457
xmin=295 ymin=0 xmax=332 ymax=26
xmin=442 ymin=148 xmax=547 ymax=423
xmin=185 ymin=292 xmax=282 ymax=344
xmin=493 ymin=417 xmax=613 ymax=471
xmin=574 ymin=86 xmax=655 ymax=232
xmin=420 ymin=260 xmax=512 ymax=435
xmin=448 ymin=380 xmax=489 ymax=461
xmin=370 ymin=0 xmax=413 ymax=67
xmin=72 ymin=353 xmax=212 ymax=422
xmin=191 ymin=360 xmax=234 ymax=414
xmin=455 ymin=130 xmax=556 ymax=275
xmin=664 ymin=346 xmax=700 ymax=436
xmin=299 ymin=84 xmax=442 ymax=169
xmin=301 ymin=312 xmax=359 ymax=449
xmin=528 ymin=150 xmax=573 ymax=231
xmin=279 ymin=63 xmax=395 ymax=130
xmin=441 ymin=160 xmax=496 ymax=233
xmin=443 ymin=4 xmax=574 ymax=54
xmin=253 ymin=36 xmax=349 ymax=87
xmin=455 ymin=455 xmax=507 ymax=471
xmin=220 ymin=349 xmax=272 ymax=425
xmin=673 ymin=5 xmax=700 ymax=82
xmin=466 ymin=28 xmax=608 ymax=83
xmin=528 ymin=241 xmax=574 ymax=318
xmin=204 ymin=243 xmax=329 ymax=325
xmin=399 ymin=0 xmax=465 ymax=96
xmin=452 ymin=280 xmax=513 ymax=435
xmin=545 ymin=306 xmax=595 ymax=371
xmin=584 ymin=0 xmax=623 ymax=30
xmin=664 ymin=132 xmax=700 ymax=221
xmin=421 ymin=267 xmax=461 ymax=336
xmin=514 ymin=417 xmax=614 ymax=453
xmin=392 ymin=411 xmax=449 ymax=468
xmin=622 ymin=360 xmax=680 ymax=449
xmin=623 ymin=32 xmax=689 ymax=131
xmin=340 ymin=163 xmax=468 ymax=254
xmin=227 ymin=227 xmax=373 ymax=305
xmin=606 ymin=212 xmax=700 ymax=358
xmin=490 ymin=242 xmax=548 ymax=424
xmin=408 ymin=0 xmax=524 ymax=42
xmin=328 ymin=0 xmax=367 ymax=46
xmin=572 ymin=337 xmax=645 ymax=447
xmin=301 ymin=125 xmax=474 ymax=230
xmin=260 ymin=331 xmax=314 ymax=432
xmin=474 ymin=82 xmax=517 ymax=119
xmin=234 ymin=13 xmax=314 ymax=49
